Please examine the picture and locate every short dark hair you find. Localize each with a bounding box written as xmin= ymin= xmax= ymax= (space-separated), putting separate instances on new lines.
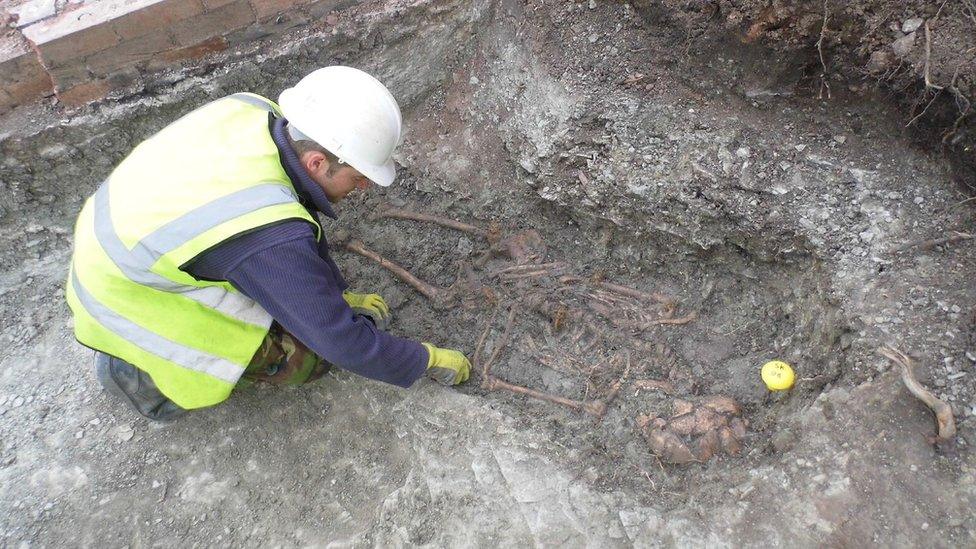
xmin=286 ymin=133 xmax=344 ymax=176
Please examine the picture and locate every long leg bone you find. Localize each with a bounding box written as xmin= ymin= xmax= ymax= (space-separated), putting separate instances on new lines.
xmin=561 ymin=276 xmax=676 ymax=307
xmin=480 ymin=307 xmax=517 ymax=383
xmin=489 ymin=262 xmax=567 ymax=280
xmin=372 ymin=206 xmax=551 ymax=267
xmin=372 ymin=205 xmax=488 ymax=238
xmin=647 ymin=313 xmax=697 ymax=326
xmin=473 ymin=305 xmax=500 ymax=373
xmin=893 ymin=231 xmax=973 ymax=253
xmin=484 ymin=376 xmax=608 ymax=417
xmin=475 ymin=307 xmax=608 ymax=417
xmin=340 ymin=237 xmax=445 ymax=302
xmin=604 ymin=351 xmax=633 ymax=405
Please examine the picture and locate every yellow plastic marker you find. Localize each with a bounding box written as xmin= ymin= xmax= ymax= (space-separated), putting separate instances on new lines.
xmin=761 ymin=360 xmax=795 ymax=391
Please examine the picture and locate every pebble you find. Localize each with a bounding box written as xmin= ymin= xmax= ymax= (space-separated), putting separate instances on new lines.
xmin=832 ymin=135 xmax=847 ymax=145
xmin=913 ymin=196 xmax=925 ymax=204
xmin=12 ymin=397 xmax=24 ymax=408
xmin=75 ymin=430 xmax=84 ymax=439
xmin=735 ymin=146 xmax=751 ymax=158
xmin=456 ymin=236 xmax=473 ymax=255
xmin=588 ymin=33 xmax=599 ymax=43
xmin=469 ymin=76 xmax=479 ymax=85
xmin=921 ymin=522 xmax=929 ymax=530
xmin=116 ymin=424 xmax=134 ymax=442
xmin=794 ymin=144 xmax=806 ymax=152
xmin=902 ymin=18 xmax=924 ymax=33
xmin=892 ymin=33 xmax=917 ymax=58
xmin=588 ymin=0 xmax=596 ymax=8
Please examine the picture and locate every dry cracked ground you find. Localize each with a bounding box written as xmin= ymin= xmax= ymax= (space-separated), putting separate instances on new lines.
xmin=1 ymin=0 xmax=975 ymax=546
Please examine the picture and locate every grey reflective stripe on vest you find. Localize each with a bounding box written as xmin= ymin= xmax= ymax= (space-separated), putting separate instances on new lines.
xmin=132 ymin=183 xmax=300 ymax=261
xmin=91 ymin=180 xmax=299 ymax=327
xmin=228 ymin=93 xmax=277 ymax=113
xmin=70 ymin=270 xmax=243 ymax=383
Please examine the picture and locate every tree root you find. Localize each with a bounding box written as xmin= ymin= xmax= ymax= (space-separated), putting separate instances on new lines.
xmin=815 ymin=0 xmax=831 ymax=100
xmin=878 ymin=346 xmax=957 ymax=446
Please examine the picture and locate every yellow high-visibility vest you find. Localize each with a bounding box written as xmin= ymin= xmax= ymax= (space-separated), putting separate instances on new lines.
xmin=66 ymin=93 xmax=321 ymax=409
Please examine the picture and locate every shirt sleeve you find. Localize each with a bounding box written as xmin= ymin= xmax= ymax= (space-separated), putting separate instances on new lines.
xmin=185 ymin=220 xmax=428 ymax=387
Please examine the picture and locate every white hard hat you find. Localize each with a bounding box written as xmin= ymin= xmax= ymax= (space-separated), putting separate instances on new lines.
xmin=278 ymin=66 xmax=402 ymax=187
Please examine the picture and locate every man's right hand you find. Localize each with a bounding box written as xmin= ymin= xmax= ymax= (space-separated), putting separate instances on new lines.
xmin=421 ymin=343 xmax=471 ymax=386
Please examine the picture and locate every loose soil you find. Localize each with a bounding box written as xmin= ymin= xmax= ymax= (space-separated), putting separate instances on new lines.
xmin=1 ymin=0 xmax=974 ymax=546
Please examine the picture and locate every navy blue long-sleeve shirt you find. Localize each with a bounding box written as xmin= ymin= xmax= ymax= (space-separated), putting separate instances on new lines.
xmin=184 ymin=116 xmax=428 ymax=387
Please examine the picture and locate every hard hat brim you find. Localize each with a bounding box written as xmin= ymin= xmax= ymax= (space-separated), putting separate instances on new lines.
xmin=355 ymin=157 xmax=395 ymax=187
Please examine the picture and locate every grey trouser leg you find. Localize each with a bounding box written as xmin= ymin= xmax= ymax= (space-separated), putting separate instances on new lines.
xmin=94 ymin=352 xmax=187 ymax=422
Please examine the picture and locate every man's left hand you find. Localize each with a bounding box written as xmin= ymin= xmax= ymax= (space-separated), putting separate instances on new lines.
xmin=343 ymin=290 xmax=391 ymax=329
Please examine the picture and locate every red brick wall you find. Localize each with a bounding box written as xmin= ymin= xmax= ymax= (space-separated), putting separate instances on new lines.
xmin=0 ymin=0 xmax=349 ymax=113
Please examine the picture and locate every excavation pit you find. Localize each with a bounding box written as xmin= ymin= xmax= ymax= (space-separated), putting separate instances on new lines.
xmin=1 ymin=0 xmax=975 ymax=545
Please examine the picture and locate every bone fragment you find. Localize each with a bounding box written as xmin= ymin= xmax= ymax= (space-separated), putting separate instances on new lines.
xmin=342 ymin=239 xmax=444 ymax=301
xmin=373 ymin=206 xmax=487 ymax=238
xmin=484 ymin=376 xmax=607 ymax=417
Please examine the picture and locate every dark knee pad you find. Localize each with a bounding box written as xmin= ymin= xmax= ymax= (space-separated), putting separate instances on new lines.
xmin=94 ymin=353 xmax=187 ymax=422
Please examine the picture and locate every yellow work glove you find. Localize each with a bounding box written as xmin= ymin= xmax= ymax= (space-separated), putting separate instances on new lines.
xmin=421 ymin=343 xmax=471 ymax=386
xmin=343 ymin=290 xmax=391 ymax=330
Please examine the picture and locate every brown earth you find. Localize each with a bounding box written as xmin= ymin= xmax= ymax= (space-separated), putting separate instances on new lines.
xmin=634 ymin=0 xmax=976 ymax=195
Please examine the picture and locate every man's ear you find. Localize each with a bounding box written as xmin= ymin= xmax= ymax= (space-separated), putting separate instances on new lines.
xmin=301 ymin=150 xmax=328 ymax=174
